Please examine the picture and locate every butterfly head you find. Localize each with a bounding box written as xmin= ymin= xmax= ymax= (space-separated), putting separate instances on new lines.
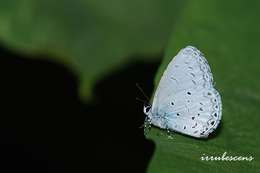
xmin=143 ymin=104 xmax=152 ymax=134
xmin=143 ymin=104 xmax=152 ymax=117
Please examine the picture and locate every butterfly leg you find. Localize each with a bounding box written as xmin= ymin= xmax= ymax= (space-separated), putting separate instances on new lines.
xmin=144 ymin=116 xmax=152 ymax=135
xmin=166 ymin=128 xmax=174 ymax=139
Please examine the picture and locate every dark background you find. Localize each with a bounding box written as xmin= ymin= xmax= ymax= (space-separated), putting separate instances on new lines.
xmin=0 ymin=45 xmax=158 ymax=173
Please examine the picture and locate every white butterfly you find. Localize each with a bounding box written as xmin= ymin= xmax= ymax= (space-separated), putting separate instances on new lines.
xmin=144 ymin=46 xmax=222 ymax=138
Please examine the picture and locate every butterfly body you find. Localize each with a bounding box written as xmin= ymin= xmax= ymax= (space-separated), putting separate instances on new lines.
xmin=144 ymin=46 xmax=222 ymax=138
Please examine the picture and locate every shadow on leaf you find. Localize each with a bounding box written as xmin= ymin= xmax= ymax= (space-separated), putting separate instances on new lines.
xmin=0 ymin=45 xmax=159 ymax=173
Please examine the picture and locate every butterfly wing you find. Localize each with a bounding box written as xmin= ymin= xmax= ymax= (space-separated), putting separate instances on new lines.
xmin=150 ymin=46 xmax=222 ymax=138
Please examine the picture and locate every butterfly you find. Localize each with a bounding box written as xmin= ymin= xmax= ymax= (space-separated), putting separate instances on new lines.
xmin=144 ymin=46 xmax=222 ymax=138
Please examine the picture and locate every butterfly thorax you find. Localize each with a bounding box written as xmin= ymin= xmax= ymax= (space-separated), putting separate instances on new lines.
xmin=144 ymin=105 xmax=169 ymax=129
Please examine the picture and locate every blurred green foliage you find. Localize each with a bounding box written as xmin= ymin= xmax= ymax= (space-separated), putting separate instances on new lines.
xmin=0 ymin=0 xmax=184 ymax=99
xmin=0 ymin=0 xmax=260 ymax=172
xmin=148 ymin=0 xmax=260 ymax=172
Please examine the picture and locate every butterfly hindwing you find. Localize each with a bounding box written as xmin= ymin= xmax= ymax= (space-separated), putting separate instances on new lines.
xmin=151 ymin=87 xmax=222 ymax=138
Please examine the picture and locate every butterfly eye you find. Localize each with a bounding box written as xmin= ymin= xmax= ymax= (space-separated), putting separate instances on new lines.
xmin=171 ymin=102 xmax=174 ymax=105
xmin=144 ymin=106 xmax=151 ymax=113
xmin=187 ymin=92 xmax=191 ymax=95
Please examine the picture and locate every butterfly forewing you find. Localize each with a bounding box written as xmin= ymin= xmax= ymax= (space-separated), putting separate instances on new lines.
xmin=150 ymin=46 xmax=222 ymax=138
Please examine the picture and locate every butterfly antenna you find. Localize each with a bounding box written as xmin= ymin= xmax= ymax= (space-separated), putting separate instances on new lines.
xmin=136 ymin=83 xmax=150 ymax=102
xmin=136 ymin=83 xmax=152 ymax=134
xmin=136 ymin=97 xmax=148 ymax=104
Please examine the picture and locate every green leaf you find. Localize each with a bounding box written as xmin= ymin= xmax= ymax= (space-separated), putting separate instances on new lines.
xmin=147 ymin=0 xmax=260 ymax=172
xmin=0 ymin=0 xmax=185 ymax=99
